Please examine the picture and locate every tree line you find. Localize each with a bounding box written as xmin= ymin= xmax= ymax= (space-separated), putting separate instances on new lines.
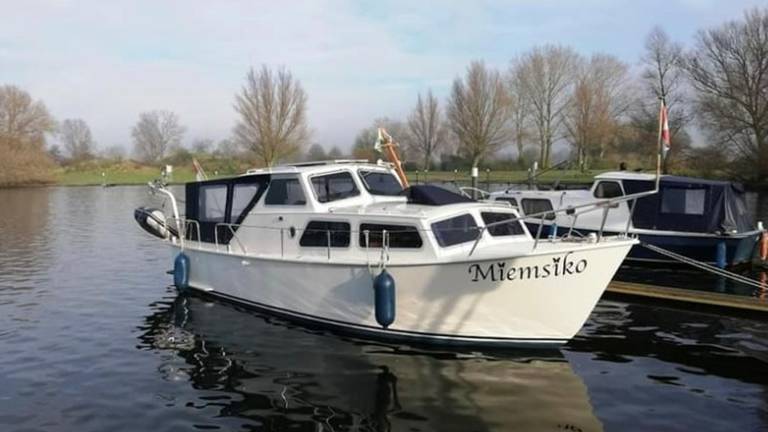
xmin=1 ymin=7 xmax=766 ymax=186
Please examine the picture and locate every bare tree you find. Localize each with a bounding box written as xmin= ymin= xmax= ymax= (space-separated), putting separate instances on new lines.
xmin=131 ymin=110 xmax=185 ymax=162
xmin=60 ymin=118 xmax=94 ymax=161
xmin=306 ymin=143 xmax=327 ymax=161
xmin=0 ymin=85 xmax=56 ymax=186
xmin=102 ymin=144 xmax=126 ymax=161
xmin=191 ymin=138 xmax=214 ymax=154
xmin=233 ymin=65 xmax=309 ymax=166
xmin=407 ymin=90 xmax=445 ymax=170
xmin=507 ymin=62 xmax=532 ymax=166
xmin=564 ymin=54 xmax=631 ymax=170
xmin=634 ymin=26 xmax=691 ymax=170
xmin=446 ymin=61 xmax=511 ymax=168
xmin=327 ymin=145 xmax=343 ymax=159
xmin=685 ymin=8 xmax=768 ymax=181
xmin=215 ymin=138 xmax=239 ymax=158
xmin=0 ymin=84 xmax=56 ymax=149
xmin=516 ymin=45 xmax=579 ymax=168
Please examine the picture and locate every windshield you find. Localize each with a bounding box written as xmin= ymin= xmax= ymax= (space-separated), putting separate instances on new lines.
xmin=359 ymin=170 xmax=403 ymax=196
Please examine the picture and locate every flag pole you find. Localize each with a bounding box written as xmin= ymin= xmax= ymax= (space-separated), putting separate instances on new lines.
xmin=655 ymin=97 xmax=664 ymax=191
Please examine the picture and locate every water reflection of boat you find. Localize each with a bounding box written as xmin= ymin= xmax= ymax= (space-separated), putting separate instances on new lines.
xmin=138 ymin=293 xmax=604 ymax=431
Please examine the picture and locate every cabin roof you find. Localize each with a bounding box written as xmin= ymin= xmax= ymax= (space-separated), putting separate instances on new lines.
xmin=594 ymin=171 xmax=658 ymax=181
xmin=243 ymin=160 xmax=390 ymax=177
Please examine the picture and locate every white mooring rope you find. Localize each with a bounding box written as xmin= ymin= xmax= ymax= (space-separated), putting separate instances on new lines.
xmin=640 ymin=242 xmax=767 ymax=290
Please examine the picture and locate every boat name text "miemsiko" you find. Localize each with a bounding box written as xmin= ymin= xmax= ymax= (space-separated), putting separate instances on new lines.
xmin=468 ymin=252 xmax=587 ymax=282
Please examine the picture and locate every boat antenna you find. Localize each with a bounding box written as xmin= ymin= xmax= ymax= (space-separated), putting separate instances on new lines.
xmin=375 ymin=128 xmax=410 ymax=188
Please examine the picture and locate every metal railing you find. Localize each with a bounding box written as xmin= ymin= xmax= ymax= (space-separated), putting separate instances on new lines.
xmin=467 ymin=189 xmax=658 ymax=256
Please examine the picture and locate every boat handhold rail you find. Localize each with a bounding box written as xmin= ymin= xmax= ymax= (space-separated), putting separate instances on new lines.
xmin=214 ymin=223 xmax=248 ymax=255
xmin=467 ymin=188 xmax=659 ymax=257
xmin=458 ymin=186 xmax=490 ymax=200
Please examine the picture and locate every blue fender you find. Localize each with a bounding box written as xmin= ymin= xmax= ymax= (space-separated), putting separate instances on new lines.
xmin=373 ymin=270 xmax=396 ymax=329
xmin=174 ymin=253 xmax=190 ymax=289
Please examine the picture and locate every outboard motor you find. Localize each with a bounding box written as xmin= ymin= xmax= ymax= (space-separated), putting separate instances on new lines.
xmin=134 ymin=207 xmax=178 ymax=239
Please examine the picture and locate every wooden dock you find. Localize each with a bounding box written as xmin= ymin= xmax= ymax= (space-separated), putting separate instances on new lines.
xmin=606 ymin=281 xmax=768 ymax=315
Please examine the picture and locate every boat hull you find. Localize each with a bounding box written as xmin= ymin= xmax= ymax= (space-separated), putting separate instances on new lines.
xmin=171 ymin=241 xmax=633 ymax=346
xmin=526 ymin=223 xmax=760 ymax=267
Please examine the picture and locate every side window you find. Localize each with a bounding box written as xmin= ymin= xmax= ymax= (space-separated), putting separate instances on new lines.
xmin=495 ymin=197 xmax=518 ymax=207
xmin=311 ymin=172 xmax=360 ymax=203
xmin=431 ymin=214 xmax=479 ymax=247
xmin=198 ymin=184 xmax=228 ymax=222
xmin=265 ymin=178 xmax=306 ymax=206
xmin=661 ymin=188 xmax=706 ymax=215
xmin=359 ymin=224 xmax=422 ymax=248
xmin=481 ymin=212 xmax=525 ymax=237
xmin=521 ymin=199 xmax=556 ymax=220
xmin=300 ymin=221 xmax=351 ymax=247
xmin=230 ymin=180 xmax=267 ymax=222
xmin=594 ymin=181 xmax=623 ymax=198
xmin=359 ymin=170 xmax=404 ymax=196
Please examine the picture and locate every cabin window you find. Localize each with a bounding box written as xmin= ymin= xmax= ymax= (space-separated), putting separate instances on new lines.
xmin=359 ymin=223 xmax=422 ymax=248
xmin=661 ymin=188 xmax=706 ymax=215
xmin=431 ymin=214 xmax=480 ymax=247
xmin=521 ymin=199 xmax=556 ymax=220
xmin=359 ymin=170 xmax=403 ymax=196
xmin=230 ymin=181 xmax=267 ymax=222
xmin=198 ymin=184 xmax=228 ymax=222
xmin=265 ymin=178 xmax=306 ymax=206
xmin=311 ymin=172 xmax=360 ymax=203
xmin=494 ymin=197 xmax=518 ymax=207
xmin=481 ymin=212 xmax=526 ymax=237
xmin=594 ymin=181 xmax=623 ymax=198
xmin=300 ymin=221 xmax=351 ymax=247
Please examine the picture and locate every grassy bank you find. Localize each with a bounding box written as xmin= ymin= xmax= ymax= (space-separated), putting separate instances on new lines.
xmin=55 ymin=161 xmax=241 ymax=186
xmin=54 ymin=161 xmax=604 ymax=186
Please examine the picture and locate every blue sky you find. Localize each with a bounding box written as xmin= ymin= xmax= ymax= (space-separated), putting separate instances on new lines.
xmin=1 ymin=0 xmax=764 ymax=153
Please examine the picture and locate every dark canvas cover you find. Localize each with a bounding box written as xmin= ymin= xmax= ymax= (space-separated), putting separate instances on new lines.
xmin=401 ymin=185 xmax=475 ymax=206
xmin=622 ymin=176 xmax=753 ymax=234
xmin=185 ymin=174 xmax=270 ymax=243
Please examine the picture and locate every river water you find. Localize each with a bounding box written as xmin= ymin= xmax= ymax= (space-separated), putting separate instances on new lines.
xmin=0 ymin=186 xmax=766 ymax=432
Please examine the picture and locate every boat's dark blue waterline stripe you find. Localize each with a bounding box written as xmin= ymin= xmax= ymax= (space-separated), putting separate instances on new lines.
xmin=188 ymin=287 xmax=568 ymax=347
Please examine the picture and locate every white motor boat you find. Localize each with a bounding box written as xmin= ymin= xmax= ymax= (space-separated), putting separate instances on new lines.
xmin=136 ymin=160 xmax=639 ymax=347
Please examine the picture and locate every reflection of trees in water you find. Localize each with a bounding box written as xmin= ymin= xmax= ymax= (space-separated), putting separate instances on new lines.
xmin=0 ymin=188 xmax=51 ymax=285
xmin=137 ymin=293 xmax=603 ymax=432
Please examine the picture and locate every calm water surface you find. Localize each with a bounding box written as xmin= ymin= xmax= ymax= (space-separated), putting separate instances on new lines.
xmin=0 ymin=186 xmax=767 ymax=431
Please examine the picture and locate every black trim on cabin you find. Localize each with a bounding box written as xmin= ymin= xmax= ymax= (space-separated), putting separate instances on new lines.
xmin=185 ymin=174 xmax=271 ymax=244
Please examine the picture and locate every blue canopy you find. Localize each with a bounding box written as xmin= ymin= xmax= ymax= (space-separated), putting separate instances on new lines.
xmin=622 ymin=175 xmax=753 ymax=234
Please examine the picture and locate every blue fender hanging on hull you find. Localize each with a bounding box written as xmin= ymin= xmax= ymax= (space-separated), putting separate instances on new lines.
xmin=174 ymin=253 xmax=190 ymax=289
xmin=373 ymin=270 xmax=396 ymax=328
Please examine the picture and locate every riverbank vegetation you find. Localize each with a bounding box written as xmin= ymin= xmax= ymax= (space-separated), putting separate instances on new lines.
xmin=2 ymin=7 xmax=766 ymax=188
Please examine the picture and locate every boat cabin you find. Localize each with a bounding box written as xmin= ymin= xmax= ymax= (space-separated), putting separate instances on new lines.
xmin=182 ymin=161 xmax=530 ymax=264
